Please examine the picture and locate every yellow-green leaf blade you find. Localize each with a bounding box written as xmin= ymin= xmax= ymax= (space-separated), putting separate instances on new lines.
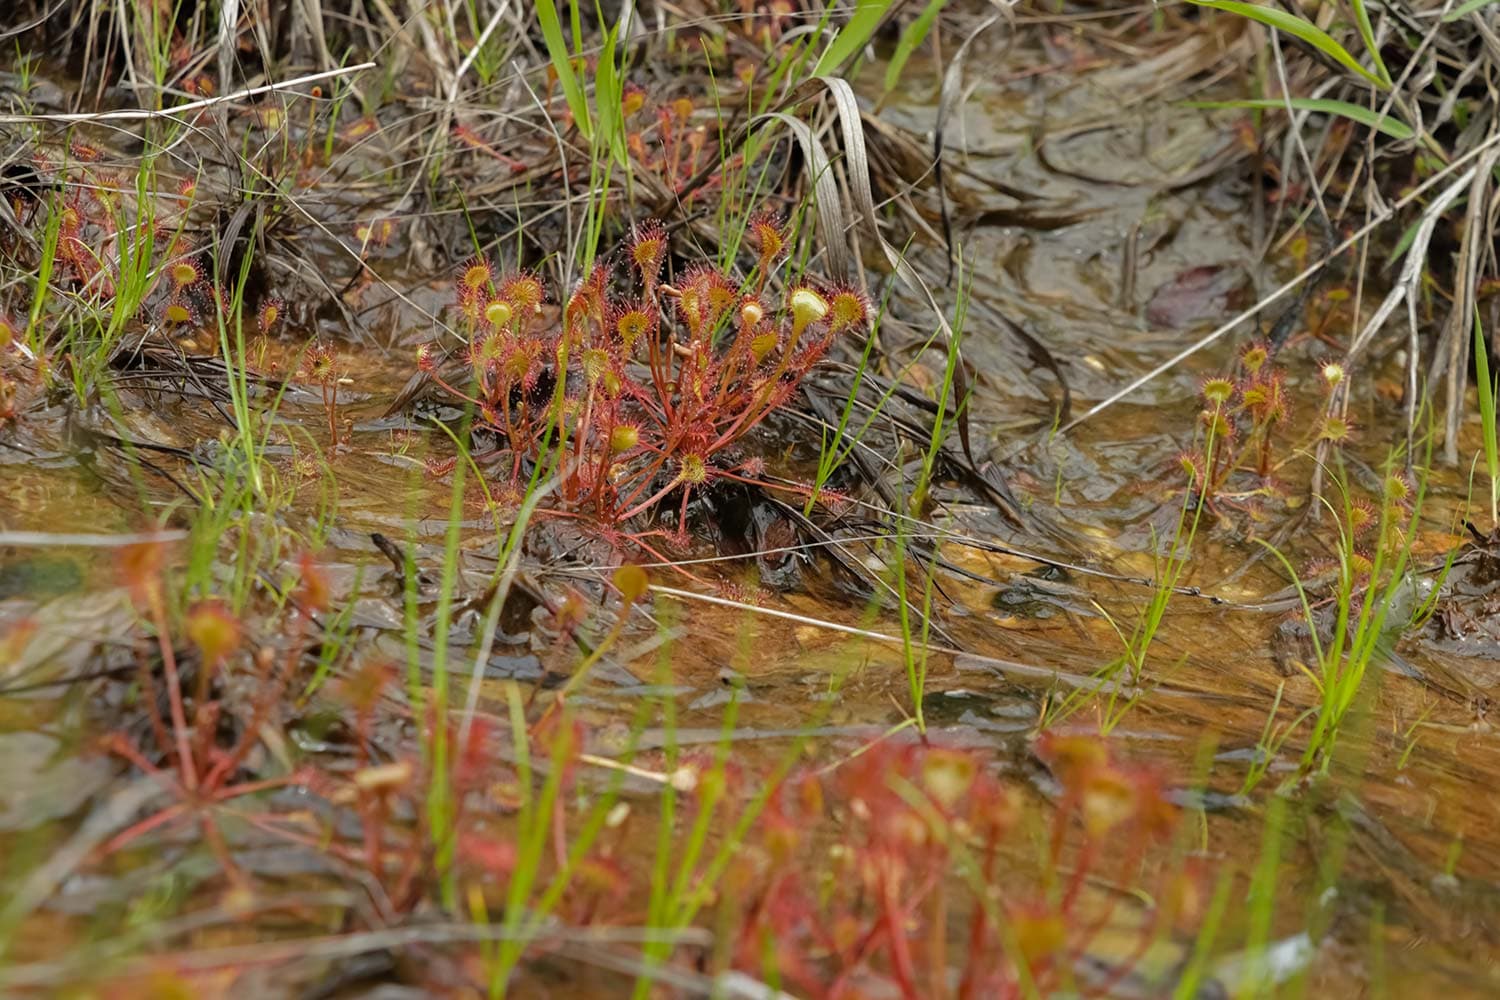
xmin=1444 ymin=0 xmax=1500 ymax=21
xmin=1187 ymin=0 xmax=1390 ymax=90
xmin=813 ymin=0 xmax=890 ymax=77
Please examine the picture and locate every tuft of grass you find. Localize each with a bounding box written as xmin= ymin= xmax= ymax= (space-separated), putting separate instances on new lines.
xmin=1044 ymin=412 xmax=1218 ymax=734
xmin=1237 ymin=682 xmax=1315 ymax=797
xmin=891 ymin=510 xmax=938 ymax=734
xmin=1257 ymin=447 xmax=1439 ymax=773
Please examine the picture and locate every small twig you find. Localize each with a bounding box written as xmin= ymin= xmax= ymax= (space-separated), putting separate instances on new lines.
xmin=0 ymin=63 xmax=375 ymax=124
xmin=0 ymin=530 xmax=188 ymax=547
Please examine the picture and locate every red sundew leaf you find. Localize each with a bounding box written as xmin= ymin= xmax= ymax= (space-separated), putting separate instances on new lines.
xmin=920 ymin=747 xmax=978 ymax=812
xmin=296 ymin=552 xmax=329 ymax=612
xmin=748 ymin=210 xmax=788 ymax=269
xmin=613 ymin=563 xmax=649 ymax=602
xmin=575 ymin=855 xmax=630 ymax=898
xmin=611 ymin=301 xmax=654 ymax=347
xmin=456 ymin=256 xmax=495 ymax=299
xmin=337 ymin=660 xmax=395 ymax=713
xmin=628 ymin=219 xmax=667 ymax=280
xmin=161 ymin=298 xmax=199 ymax=326
xmin=1078 ymin=765 xmax=1140 ymax=838
xmin=168 ymin=258 xmax=203 ymax=290
xmin=498 ymin=272 xmax=545 ymax=312
xmin=1010 ymin=902 xmax=1066 ymax=966
xmin=257 ymin=297 xmax=284 ymax=336
xmin=455 ymin=716 xmax=495 ymax=788
xmin=116 ymin=540 xmax=167 ymax=605
xmin=1035 ymin=730 xmax=1111 ymax=784
xmin=621 ymin=82 xmax=647 ymax=117
xmin=184 ymin=600 xmax=241 ymax=666
xmin=458 ymin=831 xmax=518 ymax=878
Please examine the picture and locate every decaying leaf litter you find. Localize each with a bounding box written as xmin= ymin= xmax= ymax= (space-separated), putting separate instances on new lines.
xmin=5 ymin=0 xmax=1500 ymax=995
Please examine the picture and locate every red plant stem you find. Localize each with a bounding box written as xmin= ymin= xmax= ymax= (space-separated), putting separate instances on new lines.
xmin=644 ymin=326 xmax=677 ymax=422
xmin=713 ymin=349 xmax=748 ymax=404
xmin=353 ymin=698 xmax=385 ymax=877
xmin=571 ymin=394 xmax=596 ymax=503
xmin=591 ymin=411 xmax=620 ymax=516
xmin=617 ymin=473 xmax=683 ymax=523
xmin=428 ymin=371 xmax=481 ymax=409
xmin=1061 ymin=836 xmax=1097 ymax=914
xmin=391 ymin=822 xmax=428 ymax=912
xmin=1072 ymin=837 xmax=1145 ymax=946
xmin=323 ymin=381 xmax=337 ymax=445
xmin=200 ymin=811 xmax=250 ymax=890
xmin=684 ymin=132 xmax=703 ymax=184
xmin=705 ymin=344 xmax=818 ymax=454
xmin=958 ymin=833 xmax=1001 ymax=1000
xmin=676 ymin=485 xmax=693 ymax=534
xmin=204 ymin=613 xmax=308 ymax=789
xmin=102 ymin=732 xmax=176 ymax=787
xmin=148 ymin=589 xmax=198 ymax=791
xmin=453 ymin=125 xmax=528 ymax=172
xmin=191 ymin=701 xmax=223 ymax=777
xmin=1256 ymin=422 xmax=1275 ymax=477
xmin=882 ymin=866 xmax=922 ymax=1000
xmin=363 ymin=793 xmax=388 ymax=881
xmin=613 ymin=451 xmax=671 ymax=516
xmin=194 ymin=649 xmax=220 ymax=707
xmin=928 ymin=875 xmax=948 ymax=1000
xmin=100 ymin=802 xmax=189 ymax=856
xmin=626 ymin=368 xmax=670 ymax=427
xmin=1076 ymin=906 xmax=1159 ymax=999
xmin=209 ymin=771 xmax=309 ymax=801
xmin=828 ymin=911 xmax=886 ymax=997
xmin=708 ymin=468 xmax=810 ymax=495
xmin=665 ymin=125 xmax=682 ymax=186
xmin=706 ymin=380 xmax=790 ymax=454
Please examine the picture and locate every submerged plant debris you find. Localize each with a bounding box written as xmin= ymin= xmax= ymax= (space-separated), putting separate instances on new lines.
xmin=4 ymin=0 xmax=1500 ymax=997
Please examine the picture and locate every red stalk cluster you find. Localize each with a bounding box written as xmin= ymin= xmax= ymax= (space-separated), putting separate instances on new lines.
xmin=423 ymin=217 xmax=868 ymax=545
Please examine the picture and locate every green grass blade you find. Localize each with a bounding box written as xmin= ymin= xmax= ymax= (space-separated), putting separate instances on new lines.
xmin=1187 ymin=0 xmax=1390 ymax=90
xmin=594 ymin=23 xmax=627 ymax=166
xmin=1443 ymin=0 xmax=1499 ymax=21
xmin=536 ymin=0 xmax=592 ymax=139
xmin=1185 ymin=98 xmax=1412 ymax=139
xmin=883 ymin=0 xmax=947 ymax=94
xmin=1240 ymin=795 xmax=1287 ymax=994
xmin=812 ymin=0 xmax=891 ymax=77
xmin=1348 ymin=0 xmax=1391 ymax=85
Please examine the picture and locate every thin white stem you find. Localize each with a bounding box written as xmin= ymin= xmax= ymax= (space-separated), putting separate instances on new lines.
xmin=0 ymin=63 xmax=375 ymax=124
xmin=0 ymin=530 xmax=188 ymax=547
